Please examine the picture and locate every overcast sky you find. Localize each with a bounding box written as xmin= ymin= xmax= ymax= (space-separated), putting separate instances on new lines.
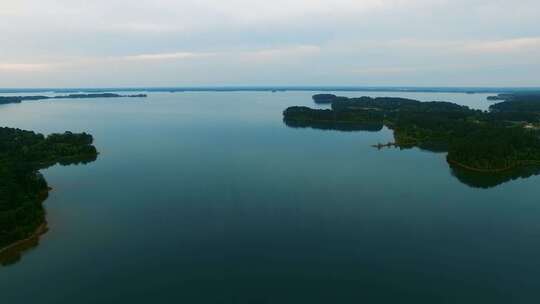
xmin=1 ymin=0 xmax=539 ymax=87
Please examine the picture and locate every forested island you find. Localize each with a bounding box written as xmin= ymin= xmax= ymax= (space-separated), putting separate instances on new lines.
xmin=284 ymin=94 xmax=540 ymax=174
xmin=312 ymin=94 xmax=349 ymax=104
xmin=0 ymin=93 xmax=147 ymax=105
xmin=487 ymin=92 xmax=540 ymax=101
xmin=0 ymin=128 xmax=98 ymax=265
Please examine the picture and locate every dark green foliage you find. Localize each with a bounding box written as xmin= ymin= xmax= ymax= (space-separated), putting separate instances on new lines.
xmin=331 ymin=96 xmax=421 ymax=111
xmin=0 ymin=128 xmax=98 ymax=249
xmin=485 ymin=111 xmax=540 ymax=123
xmin=283 ymin=106 xmax=385 ymax=132
xmin=312 ymin=94 xmax=348 ymax=104
xmin=332 ymin=97 xmax=473 ymax=113
xmin=450 ymin=164 xmax=540 ymax=189
xmin=488 ymin=93 xmax=540 ymax=114
xmin=487 ymin=93 xmax=540 ymax=102
xmin=53 ymin=93 xmax=147 ymax=99
xmin=490 ymin=100 xmax=540 ymax=113
xmin=448 ymin=128 xmax=540 ymax=171
xmin=284 ymin=106 xmax=384 ymax=125
xmin=284 ymin=95 xmax=540 ymax=173
xmin=0 ymin=97 xmax=23 ymax=104
xmin=0 ymin=96 xmax=51 ymax=104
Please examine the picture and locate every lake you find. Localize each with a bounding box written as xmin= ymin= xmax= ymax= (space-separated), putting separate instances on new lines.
xmin=1 ymin=91 xmax=539 ymax=303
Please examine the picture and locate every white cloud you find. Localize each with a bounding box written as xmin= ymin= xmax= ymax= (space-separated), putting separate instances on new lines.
xmin=0 ymin=0 xmax=387 ymax=32
xmin=122 ymin=52 xmax=214 ymax=61
xmin=239 ymin=45 xmax=321 ymax=62
xmin=0 ymin=63 xmax=52 ymax=72
xmin=365 ymin=37 xmax=540 ymax=57
xmin=350 ymin=66 xmax=422 ymax=75
xmin=1 ymin=0 xmax=540 ymax=86
xmin=0 ymin=45 xmax=321 ymax=72
xmin=461 ymin=37 xmax=540 ymax=54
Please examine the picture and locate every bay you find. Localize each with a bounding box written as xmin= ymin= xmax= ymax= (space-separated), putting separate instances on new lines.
xmin=1 ymin=91 xmax=539 ymax=303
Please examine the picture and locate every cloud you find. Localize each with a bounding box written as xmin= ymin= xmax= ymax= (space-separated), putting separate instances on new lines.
xmin=239 ymin=45 xmax=321 ymax=62
xmin=109 ymin=23 xmax=185 ymax=33
xmin=368 ymin=37 xmax=540 ymax=58
xmin=0 ymin=63 xmax=52 ymax=72
xmin=1 ymin=0 xmax=540 ymax=86
xmin=0 ymin=0 xmax=387 ymax=33
xmin=0 ymin=45 xmax=320 ymax=71
xmin=461 ymin=37 xmax=540 ymax=54
xmin=97 ymin=45 xmax=321 ymax=63
xmin=350 ymin=66 xmax=422 ymax=76
xmin=122 ymin=52 xmax=214 ymax=61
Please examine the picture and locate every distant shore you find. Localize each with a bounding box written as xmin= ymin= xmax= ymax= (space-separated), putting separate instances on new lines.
xmin=1 ymin=86 xmax=539 ymax=95
xmin=0 ymin=93 xmax=147 ymax=105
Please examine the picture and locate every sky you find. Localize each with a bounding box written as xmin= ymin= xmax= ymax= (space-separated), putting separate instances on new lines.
xmin=0 ymin=0 xmax=539 ymax=87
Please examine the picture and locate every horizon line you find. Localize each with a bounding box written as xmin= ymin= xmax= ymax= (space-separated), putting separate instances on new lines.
xmin=0 ymin=85 xmax=539 ymax=94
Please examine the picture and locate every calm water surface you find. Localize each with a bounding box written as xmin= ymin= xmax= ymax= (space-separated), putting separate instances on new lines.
xmin=1 ymin=92 xmax=539 ymax=303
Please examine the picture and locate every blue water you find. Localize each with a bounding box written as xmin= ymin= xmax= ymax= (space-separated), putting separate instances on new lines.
xmin=0 ymin=91 xmax=539 ymax=303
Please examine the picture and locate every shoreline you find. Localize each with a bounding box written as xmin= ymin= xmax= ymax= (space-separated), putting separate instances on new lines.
xmin=0 ymin=188 xmax=51 ymax=264
xmin=447 ymin=158 xmax=540 ymax=173
xmin=0 ymin=222 xmax=49 ymax=265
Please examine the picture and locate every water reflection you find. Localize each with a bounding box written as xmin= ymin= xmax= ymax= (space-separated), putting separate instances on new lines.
xmin=283 ymin=120 xmax=540 ymax=189
xmin=0 ymin=154 xmax=97 ymax=267
xmin=450 ymin=164 xmax=540 ymax=189
xmin=283 ymin=118 xmax=384 ymax=132
xmin=0 ymin=223 xmax=48 ymax=266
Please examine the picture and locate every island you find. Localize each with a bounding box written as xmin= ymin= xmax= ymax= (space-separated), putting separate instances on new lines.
xmin=312 ymin=94 xmax=349 ymax=104
xmin=0 ymin=128 xmax=98 ymax=265
xmin=284 ymin=94 xmax=540 ymax=174
xmin=487 ymin=92 xmax=540 ymax=102
xmin=0 ymin=93 xmax=147 ymax=105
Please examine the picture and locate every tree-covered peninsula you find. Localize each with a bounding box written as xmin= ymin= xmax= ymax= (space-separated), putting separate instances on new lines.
xmin=0 ymin=128 xmax=98 ymax=264
xmin=284 ymin=95 xmax=540 ymax=173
